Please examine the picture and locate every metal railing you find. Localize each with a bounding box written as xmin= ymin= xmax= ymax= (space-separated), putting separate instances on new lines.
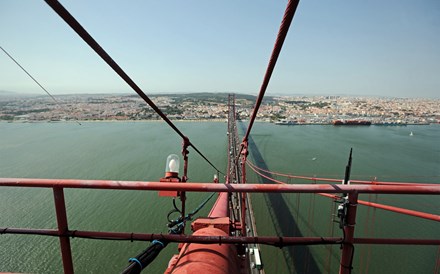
xmin=1 ymin=178 xmax=439 ymax=273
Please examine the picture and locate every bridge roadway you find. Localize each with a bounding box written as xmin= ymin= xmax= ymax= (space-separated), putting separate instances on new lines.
xmin=227 ymin=94 xmax=265 ymax=274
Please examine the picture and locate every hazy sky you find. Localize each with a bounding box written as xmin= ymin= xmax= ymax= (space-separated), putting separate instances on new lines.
xmin=1 ymin=1 xmax=439 ymax=98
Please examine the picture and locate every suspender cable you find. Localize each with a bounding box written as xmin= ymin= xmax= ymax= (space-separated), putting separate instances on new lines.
xmin=242 ymin=0 xmax=300 ymax=143
xmin=44 ymin=0 xmax=223 ymax=175
xmin=0 ymin=46 xmax=82 ymax=126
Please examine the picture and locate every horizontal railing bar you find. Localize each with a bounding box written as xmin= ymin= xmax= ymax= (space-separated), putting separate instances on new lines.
xmin=1 ymin=227 xmax=439 ymax=246
xmin=1 ymin=178 xmax=440 ymax=194
xmin=318 ymin=193 xmax=440 ymax=222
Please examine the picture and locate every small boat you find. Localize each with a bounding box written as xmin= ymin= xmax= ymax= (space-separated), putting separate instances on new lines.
xmin=275 ymin=119 xmax=298 ymax=125
xmin=410 ymin=131 xmax=414 ymax=136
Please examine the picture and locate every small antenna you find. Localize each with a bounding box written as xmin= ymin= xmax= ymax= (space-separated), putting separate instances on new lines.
xmin=343 ymin=148 xmax=353 ymax=198
xmin=0 ymin=46 xmax=81 ymax=125
xmin=344 ymin=148 xmax=353 ymax=185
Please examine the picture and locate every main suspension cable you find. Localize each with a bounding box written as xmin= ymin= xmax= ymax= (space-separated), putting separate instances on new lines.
xmin=242 ymin=0 xmax=300 ymax=143
xmin=0 ymin=46 xmax=82 ymax=126
xmin=44 ymin=0 xmax=223 ymax=175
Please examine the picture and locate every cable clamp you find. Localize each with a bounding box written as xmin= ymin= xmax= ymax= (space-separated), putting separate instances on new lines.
xmin=275 ymin=236 xmax=284 ymax=248
xmin=340 ymin=263 xmax=353 ymax=270
xmin=152 ymin=240 xmax=165 ymax=247
xmin=128 ymin=258 xmax=143 ymax=269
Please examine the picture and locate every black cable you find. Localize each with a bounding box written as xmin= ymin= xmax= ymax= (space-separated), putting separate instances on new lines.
xmin=168 ymin=192 xmax=216 ymax=234
xmin=44 ymin=0 xmax=223 ymax=174
xmin=190 ymin=143 xmax=225 ymax=175
xmin=123 ymin=194 xmax=216 ymax=272
xmin=0 ymin=46 xmax=82 ymax=126
xmin=122 ymin=192 xmax=217 ymax=272
xmin=349 ymin=243 xmax=355 ymax=273
xmin=186 ymin=192 xmax=216 ymax=219
xmin=166 ymin=209 xmax=181 ymax=225
xmin=172 ymin=198 xmax=182 ymax=213
xmin=121 ymin=240 xmax=168 ymax=274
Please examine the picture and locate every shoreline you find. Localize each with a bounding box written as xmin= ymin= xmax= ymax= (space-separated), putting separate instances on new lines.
xmin=0 ymin=119 xmax=437 ymax=126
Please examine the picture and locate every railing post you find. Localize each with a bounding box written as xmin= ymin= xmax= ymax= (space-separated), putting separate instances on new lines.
xmin=53 ymin=187 xmax=74 ymax=274
xmin=240 ymin=141 xmax=248 ymax=236
xmin=339 ymin=192 xmax=358 ymax=274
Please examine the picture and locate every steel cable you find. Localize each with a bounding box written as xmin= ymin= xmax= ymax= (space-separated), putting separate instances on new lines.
xmin=44 ymin=0 xmax=223 ymax=175
xmin=0 ymin=46 xmax=82 ymax=126
xmin=242 ymin=0 xmax=300 ymax=143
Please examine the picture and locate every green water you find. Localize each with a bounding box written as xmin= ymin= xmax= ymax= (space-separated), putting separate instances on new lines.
xmin=0 ymin=122 xmax=439 ymax=273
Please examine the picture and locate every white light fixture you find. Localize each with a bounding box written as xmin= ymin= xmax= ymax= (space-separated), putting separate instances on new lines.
xmin=165 ymin=154 xmax=180 ymax=178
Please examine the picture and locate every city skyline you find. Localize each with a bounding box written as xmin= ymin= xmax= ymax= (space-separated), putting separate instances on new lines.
xmin=1 ymin=1 xmax=439 ymax=98
xmin=1 ymin=93 xmax=438 ymax=125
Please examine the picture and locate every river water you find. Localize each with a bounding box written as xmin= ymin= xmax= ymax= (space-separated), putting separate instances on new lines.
xmin=0 ymin=121 xmax=438 ymax=273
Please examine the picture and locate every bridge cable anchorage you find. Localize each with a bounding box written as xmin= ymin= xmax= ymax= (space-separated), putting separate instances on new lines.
xmin=0 ymin=46 xmax=82 ymax=126
xmin=242 ymin=0 xmax=300 ymax=145
xmin=44 ymin=0 xmax=223 ymax=175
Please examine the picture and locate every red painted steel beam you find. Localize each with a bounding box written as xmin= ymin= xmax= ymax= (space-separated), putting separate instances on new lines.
xmin=340 ymin=192 xmax=358 ymax=274
xmin=53 ymin=188 xmax=74 ymax=274
xmin=208 ymin=192 xmax=229 ymax=218
xmin=241 ymin=149 xmax=248 ymax=236
xmin=318 ymin=193 xmax=440 ymax=222
xmin=1 ymin=178 xmax=440 ymax=194
xmin=2 ymin=227 xmax=440 ymax=245
xmin=359 ymin=199 xmax=440 ymax=221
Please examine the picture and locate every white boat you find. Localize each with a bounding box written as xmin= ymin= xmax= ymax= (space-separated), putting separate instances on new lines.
xmin=275 ymin=119 xmax=298 ymax=125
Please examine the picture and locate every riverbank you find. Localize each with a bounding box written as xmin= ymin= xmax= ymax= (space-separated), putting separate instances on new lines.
xmin=2 ymin=119 xmax=438 ymax=125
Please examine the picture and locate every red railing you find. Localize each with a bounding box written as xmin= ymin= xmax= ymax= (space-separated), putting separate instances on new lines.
xmin=1 ymin=178 xmax=439 ymax=274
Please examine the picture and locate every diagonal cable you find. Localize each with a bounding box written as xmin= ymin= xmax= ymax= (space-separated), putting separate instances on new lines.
xmin=243 ymin=0 xmax=300 ymax=143
xmin=1 ymin=46 xmax=82 ymax=125
xmin=44 ymin=0 xmax=222 ymax=174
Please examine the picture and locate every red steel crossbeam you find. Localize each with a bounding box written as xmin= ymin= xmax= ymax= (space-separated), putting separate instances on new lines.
xmin=340 ymin=192 xmax=358 ymax=274
xmin=241 ymin=142 xmax=248 ymax=236
xmin=318 ymin=193 xmax=440 ymax=222
xmin=1 ymin=178 xmax=439 ymax=194
xmin=2 ymin=178 xmax=439 ymax=273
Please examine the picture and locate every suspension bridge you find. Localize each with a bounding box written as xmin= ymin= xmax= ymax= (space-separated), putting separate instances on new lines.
xmin=1 ymin=0 xmax=439 ymax=273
